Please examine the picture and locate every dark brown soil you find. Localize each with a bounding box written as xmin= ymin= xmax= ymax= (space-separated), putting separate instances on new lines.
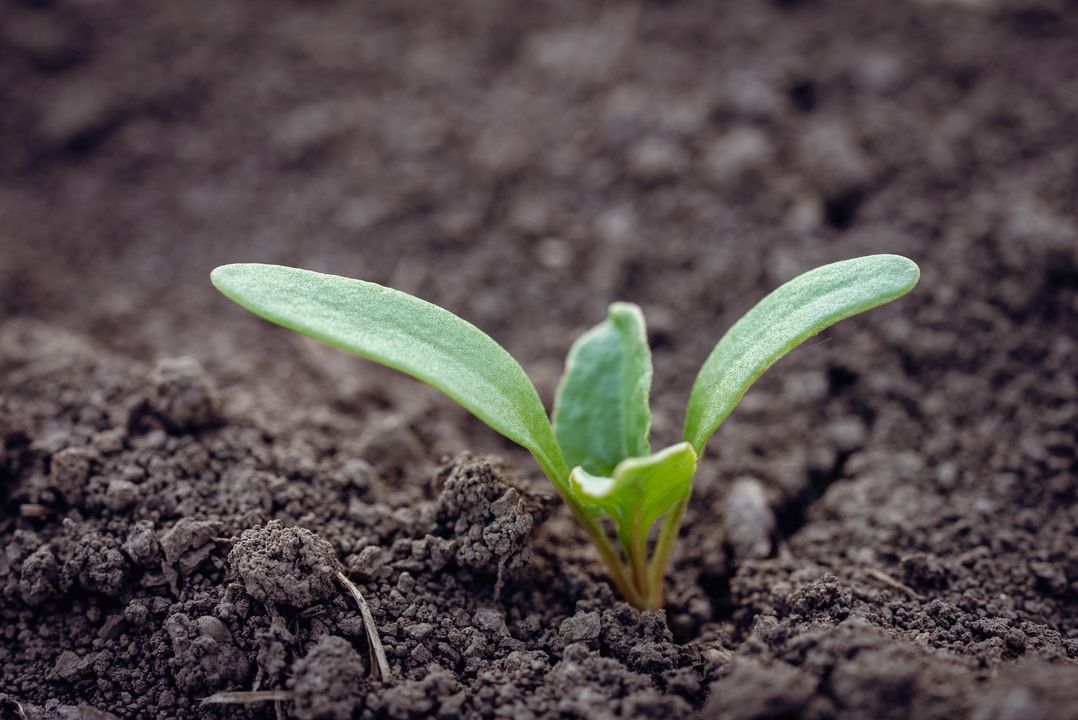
xmin=2 ymin=0 xmax=1077 ymax=718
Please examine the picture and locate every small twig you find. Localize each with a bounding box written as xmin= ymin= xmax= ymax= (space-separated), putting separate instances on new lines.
xmin=7 ymin=698 xmax=29 ymax=720
xmin=201 ymin=690 xmax=293 ymax=706
xmin=19 ymin=503 xmax=50 ymax=518
xmin=335 ymin=571 xmax=391 ymax=682
xmin=864 ymin=567 xmax=923 ymax=601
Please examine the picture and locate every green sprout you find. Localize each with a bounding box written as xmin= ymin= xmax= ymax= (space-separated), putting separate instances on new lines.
xmin=211 ymin=254 xmax=919 ymax=609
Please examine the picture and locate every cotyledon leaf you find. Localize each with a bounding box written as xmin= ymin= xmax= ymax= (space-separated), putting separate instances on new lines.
xmin=211 ymin=263 xmax=569 ymax=489
xmin=569 ymin=442 xmax=697 ymax=548
xmin=683 ymin=254 xmax=920 ymax=455
xmin=553 ymin=303 xmax=652 ymax=476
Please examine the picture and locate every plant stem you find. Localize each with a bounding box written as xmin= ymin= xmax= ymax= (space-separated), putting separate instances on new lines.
xmin=542 ymin=465 xmax=647 ymax=608
xmin=628 ymin=508 xmax=650 ymax=599
xmin=577 ymin=512 xmax=645 ymax=608
xmin=644 ymin=496 xmax=688 ymax=609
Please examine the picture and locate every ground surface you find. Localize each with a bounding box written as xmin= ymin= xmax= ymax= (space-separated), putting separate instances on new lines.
xmin=1 ymin=0 xmax=1077 ymax=718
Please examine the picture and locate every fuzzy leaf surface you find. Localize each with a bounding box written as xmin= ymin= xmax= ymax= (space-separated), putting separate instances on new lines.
xmin=211 ymin=263 xmax=568 ymax=487
xmin=554 ymin=303 xmax=652 ymax=476
xmin=683 ymin=254 xmax=919 ymax=454
xmin=569 ymin=442 xmax=696 ymax=546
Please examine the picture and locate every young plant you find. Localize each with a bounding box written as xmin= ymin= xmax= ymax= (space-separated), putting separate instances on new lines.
xmin=211 ymin=254 xmax=919 ymax=609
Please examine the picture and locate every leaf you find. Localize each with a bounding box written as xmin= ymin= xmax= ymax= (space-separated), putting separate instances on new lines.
xmin=211 ymin=264 xmax=569 ymax=488
xmin=553 ymin=303 xmax=653 ymax=476
xmin=683 ymin=254 xmax=919 ymax=454
xmin=569 ymin=442 xmax=697 ymax=547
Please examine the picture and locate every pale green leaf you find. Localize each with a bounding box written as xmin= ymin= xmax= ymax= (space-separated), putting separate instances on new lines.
xmin=211 ymin=264 xmax=569 ymax=488
xmin=569 ymin=442 xmax=697 ymax=547
xmin=684 ymin=254 xmax=919 ymax=454
xmin=553 ymin=303 xmax=652 ymax=476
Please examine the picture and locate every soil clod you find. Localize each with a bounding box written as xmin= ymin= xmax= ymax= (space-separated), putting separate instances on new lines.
xmin=147 ymin=357 xmax=220 ymax=434
xmin=289 ymin=636 xmax=368 ymax=720
xmin=229 ymin=521 xmax=339 ymax=609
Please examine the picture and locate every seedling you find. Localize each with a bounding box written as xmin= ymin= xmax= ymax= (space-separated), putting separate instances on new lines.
xmin=212 ymin=254 xmax=919 ymax=609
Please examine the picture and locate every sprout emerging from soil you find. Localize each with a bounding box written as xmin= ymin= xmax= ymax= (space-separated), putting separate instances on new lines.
xmin=211 ymin=254 xmax=919 ymax=609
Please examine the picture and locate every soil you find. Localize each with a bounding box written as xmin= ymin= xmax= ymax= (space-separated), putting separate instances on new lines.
xmin=1 ymin=0 xmax=1077 ymax=718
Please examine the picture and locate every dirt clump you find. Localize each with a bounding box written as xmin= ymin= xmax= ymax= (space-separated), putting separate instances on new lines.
xmin=289 ymin=635 xmax=369 ymax=720
xmin=433 ymin=455 xmax=552 ymax=580
xmin=163 ymin=613 xmax=250 ymax=692
xmin=229 ymin=520 xmax=339 ymax=609
xmin=145 ymin=357 xmax=220 ymax=434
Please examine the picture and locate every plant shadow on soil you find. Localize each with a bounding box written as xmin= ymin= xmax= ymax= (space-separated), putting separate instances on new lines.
xmin=1 ymin=0 xmax=1077 ymax=718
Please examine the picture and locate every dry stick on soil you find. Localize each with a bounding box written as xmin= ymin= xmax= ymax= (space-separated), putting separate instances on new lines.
xmin=201 ymin=690 xmax=294 ymax=706
xmin=864 ymin=566 xmax=924 ymax=601
xmin=212 ymin=255 xmax=919 ymax=609
xmin=19 ymin=503 xmax=50 ymax=518
xmin=336 ymin=571 xmax=391 ymax=681
xmin=201 ymin=574 xmax=390 ymax=707
xmin=5 ymin=698 xmax=28 ymax=720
